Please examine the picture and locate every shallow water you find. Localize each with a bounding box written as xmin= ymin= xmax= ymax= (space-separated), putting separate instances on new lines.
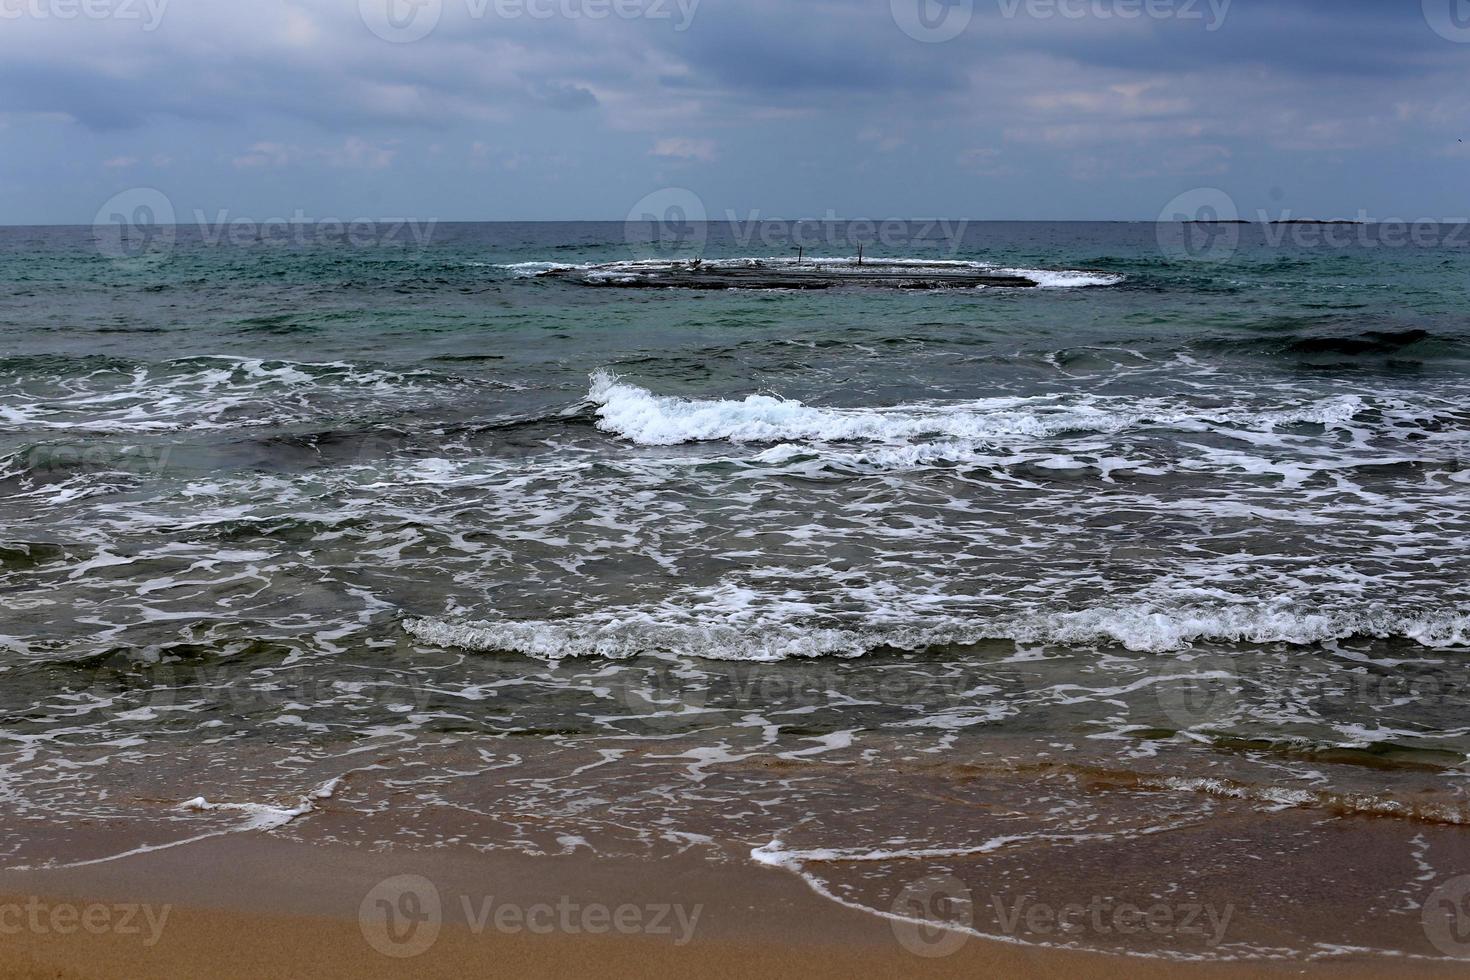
xmin=2 ymin=221 xmax=1469 ymax=960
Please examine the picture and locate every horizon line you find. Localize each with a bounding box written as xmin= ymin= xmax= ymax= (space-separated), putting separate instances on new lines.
xmin=6 ymin=217 xmax=1461 ymax=228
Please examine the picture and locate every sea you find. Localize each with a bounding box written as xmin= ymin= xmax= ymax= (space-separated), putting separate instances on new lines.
xmin=2 ymin=220 xmax=1469 ymax=961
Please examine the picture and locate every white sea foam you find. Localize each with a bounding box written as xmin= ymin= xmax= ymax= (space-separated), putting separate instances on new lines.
xmin=404 ymin=614 xmax=879 ymax=662
xmin=501 ymin=261 xmax=576 ymax=277
xmin=1015 ymin=605 xmax=1470 ymax=653
xmin=750 ymin=786 xmax=1463 ymax=964
xmin=586 ymin=371 xmax=1366 ymax=448
xmin=0 ymin=357 xmax=480 ymax=433
xmin=503 ymin=257 xmax=1124 ymax=288
xmin=403 ymin=599 xmax=1470 ymax=662
xmin=180 ymin=775 xmax=343 ymax=831
xmin=1136 ymin=775 xmax=1470 ymax=825
xmin=3 ymin=776 xmax=344 ymax=871
xmin=749 ymin=826 xmax=1223 ymax=962
xmin=1018 ymin=268 xmax=1125 ymax=288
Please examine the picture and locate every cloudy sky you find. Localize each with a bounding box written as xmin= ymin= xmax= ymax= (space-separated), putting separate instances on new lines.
xmin=2 ymin=0 xmax=1468 ymax=224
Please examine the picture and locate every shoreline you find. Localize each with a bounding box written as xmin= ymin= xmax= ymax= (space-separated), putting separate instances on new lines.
xmin=2 ymin=833 xmax=1464 ymax=980
xmin=5 ymin=729 xmax=1470 ymax=970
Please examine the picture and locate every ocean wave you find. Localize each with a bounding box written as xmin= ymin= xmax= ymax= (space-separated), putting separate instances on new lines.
xmin=1020 ymin=268 xmax=1124 ymax=288
xmin=503 ymin=257 xmax=1124 ymax=288
xmin=586 ymin=370 xmax=1366 ymax=448
xmin=1017 ymin=604 xmax=1470 ymax=653
xmin=1286 ymin=329 xmax=1436 ymax=356
xmin=1203 ymin=325 xmax=1468 ymax=366
xmin=404 ymin=616 xmax=877 ymax=662
xmin=403 ymin=599 xmax=1470 ymax=661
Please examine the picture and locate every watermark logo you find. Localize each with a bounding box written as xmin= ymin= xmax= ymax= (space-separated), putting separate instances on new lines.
xmin=891 ymin=0 xmax=973 ymax=42
xmin=92 ymin=187 xmax=176 ymax=269
xmin=1153 ymin=653 xmax=1238 ymax=730
xmin=723 ymin=213 xmax=971 ymax=259
xmin=69 ymin=649 xmax=179 ymax=722
xmin=90 ymin=191 xmax=439 ymax=265
xmin=1157 ymin=194 xmax=1470 ymax=262
xmin=891 ymin=874 xmax=973 ymax=957
xmin=608 ymin=658 xmax=712 ymax=733
xmin=1156 ymin=187 xmax=1240 ymax=263
xmin=625 ymin=187 xmax=707 ymax=261
xmin=1424 ymin=0 xmax=1470 ymax=42
xmin=358 ymin=875 xmax=703 ymax=957
xmin=1423 ymin=876 xmax=1470 ymax=958
xmin=192 ymin=210 xmax=438 ymax=248
xmin=360 ymin=875 xmax=443 ymax=958
xmin=359 ymin=0 xmax=442 ymax=42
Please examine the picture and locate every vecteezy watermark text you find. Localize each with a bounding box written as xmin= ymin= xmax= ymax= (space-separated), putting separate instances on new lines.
xmin=890 ymin=874 xmax=1234 ymax=957
xmin=891 ymin=0 xmax=1229 ymax=42
xmin=996 ymin=0 xmax=1230 ymax=29
xmin=18 ymin=443 xmax=173 ymax=481
xmin=192 ymin=210 xmax=438 ymax=249
xmin=601 ymin=657 xmax=1028 ymax=734
xmin=0 ymin=898 xmax=171 ymax=947
xmin=724 ymin=212 xmax=970 ymax=256
xmin=359 ymin=875 xmax=703 ymax=958
xmin=1158 ymin=188 xmax=1470 ymax=262
xmin=469 ymin=0 xmax=697 ymax=26
xmin=993 ymin=894 xmax=1233 ymax=946
xmin=0 ymin=0 xmax=168 ymax=30
xmin=68 ymin=655 xmax=439 ymax=720
xmin=92 ymin=189 xmax=439 ymax=266
xmin=359 ymin=0 xmax=698 ymax=43
xmin=624 ymin=188 xmax=973 ymax=261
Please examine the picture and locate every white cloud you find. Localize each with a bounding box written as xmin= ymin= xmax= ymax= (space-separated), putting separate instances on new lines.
xmin=231 ymin=138 xmax=399 ymax=170
xmin=651 ymin=137 xmax=716 ymax=162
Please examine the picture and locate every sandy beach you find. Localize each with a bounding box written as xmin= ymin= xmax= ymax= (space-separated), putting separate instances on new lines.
xmin=5 ymin=830 xmax=1468 ymax=980
xmin=4 ymin=710 xmax=1470 ymax=975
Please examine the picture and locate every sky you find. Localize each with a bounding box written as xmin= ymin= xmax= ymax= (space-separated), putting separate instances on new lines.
xmin=1 ymin=0 xmax=1469 ymax=224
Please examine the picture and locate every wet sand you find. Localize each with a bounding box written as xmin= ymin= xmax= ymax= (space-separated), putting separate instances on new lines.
xmin=2 ymin=833 xmax=1466 ymax=980
xmin=5 ymin=732 xmax=1470 ymax=974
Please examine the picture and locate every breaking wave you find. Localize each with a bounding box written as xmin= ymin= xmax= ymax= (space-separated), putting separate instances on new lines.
xmin=403 ymin=599 xmax=1470 ymax=661
xmin=586 ymin=370 xmax=1366 ymax=448
xmin=502 ymin=256 xmax=1125 ymax=288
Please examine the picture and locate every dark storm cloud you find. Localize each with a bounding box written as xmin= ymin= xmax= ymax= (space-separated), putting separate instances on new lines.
xmin=1 ymin=0 xmax=1463 ymax=130
xmin=1 ymin=0 xmax=1468 ymax=221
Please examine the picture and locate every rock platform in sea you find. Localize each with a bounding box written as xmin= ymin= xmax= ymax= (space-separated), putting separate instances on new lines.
xmin=537 ymin=260 xmax=1040 ymax=290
